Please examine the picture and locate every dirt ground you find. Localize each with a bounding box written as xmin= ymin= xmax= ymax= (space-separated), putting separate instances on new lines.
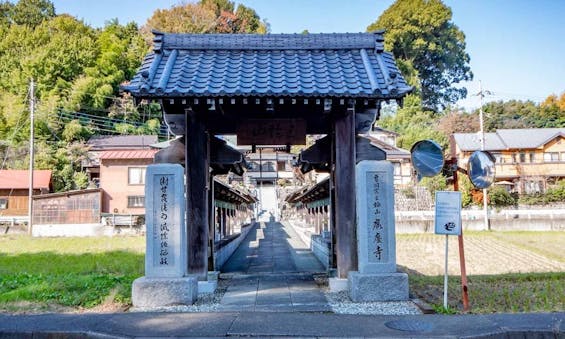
xmin=396 ymin=231 xmax=565 ymax=276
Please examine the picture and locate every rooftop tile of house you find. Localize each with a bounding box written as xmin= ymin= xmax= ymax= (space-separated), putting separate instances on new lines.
xmin=99 ymin=149 xmax=159 ymax=160
xmin=123 ymin=32 xmax=412 ymax=100
xmin=87 ymin=135 xmax=158 ymax=151
xmin=453 ymin=128 xmax=565 ymax=151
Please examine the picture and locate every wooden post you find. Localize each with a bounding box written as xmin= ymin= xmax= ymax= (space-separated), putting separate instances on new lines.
xmin=333 ymin=110 xmax=357 ymax=278
xmin=208 ymin=176 xmax=215 ymax=271
xmin=185 ymin=113 xmax=209 ymax=280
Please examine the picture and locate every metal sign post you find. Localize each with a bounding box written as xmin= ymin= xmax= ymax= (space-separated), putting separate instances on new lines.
xmin=435 ymin=191 xmax=462 ymax=311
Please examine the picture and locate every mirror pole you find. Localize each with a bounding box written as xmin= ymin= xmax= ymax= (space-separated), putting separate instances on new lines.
xmin=452 ymin=157 xmax=470 ymax=312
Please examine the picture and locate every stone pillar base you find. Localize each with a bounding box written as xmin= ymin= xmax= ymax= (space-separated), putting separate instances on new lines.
xmin=329 ymin=277 xmax=348 ymax=292
xmin=132 ymin=276 xmax=198 ymax=307
xmin=348 ymin=271 xmax=409 ymax=302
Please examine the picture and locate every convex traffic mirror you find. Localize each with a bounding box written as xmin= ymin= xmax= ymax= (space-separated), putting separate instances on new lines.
xmin=467 ymin=151 xmax=495 ymax=189
xmin=410 ymin=140 xmax=445 ymax=178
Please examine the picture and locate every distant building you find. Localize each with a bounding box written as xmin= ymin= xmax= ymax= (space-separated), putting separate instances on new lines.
xmin=99 ymin=149 xmax=158 ymax=214
xmin=83 ymin=135 xmax=158 ymax=185
xmin=452 ymin=128 xmax=565 ymax=194
xmin=366 ymin=127 xmax=412 ymax=185
xmin=242 ymin=146 xmax=295 ymax=186
xmin=0 ymin=170 xmax=52 ymax=215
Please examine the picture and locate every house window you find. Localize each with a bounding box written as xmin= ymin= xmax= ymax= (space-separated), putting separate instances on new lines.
xmin=529 ymin=152 xmax=535 ymax=163
xmin=393 ymin=162 xmax=401 ymax=176
xmin=128 ymin=167 xmax=146 ymax=185
xmin=512 ymin=154 xmax=517 ymax=163
xmin=491 ymin=152 xmax=503 ymax=164
xmin=519 ymin=152 xmax=526 ymax=163
xmin=0 ymin=198 xmax=7 ymax=209
xmin=277 ymin=161 xmax=286 ymax=171
xmin=543 ymin=152 xmax=559 ymax=162
xmin=127 ymin=196 xmax=145 ymax=208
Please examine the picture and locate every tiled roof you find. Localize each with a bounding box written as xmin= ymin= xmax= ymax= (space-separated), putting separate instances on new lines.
xmin=124 ymin=32 xmax=411 ymax=99
xmin=365 ymin=136 xmax=410 ymax=158
xmin=496 ymin=128 xmax=565 ymax=149
xmin=0 ymin=170 xmax=52 ymax=190
xmin=87 ymin=135 xmax=158 ymax=150
xmin=453 ymin=128 xmax=565 ymax=151
xmin=99 ymin=150 xmax=158 ymax=160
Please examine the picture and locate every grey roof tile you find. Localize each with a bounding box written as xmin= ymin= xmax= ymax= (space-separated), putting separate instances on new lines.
xmin=453 ymin=128 xmax=565 ymax=151
xmin=124 ymin=32 xmax=412 ymax=99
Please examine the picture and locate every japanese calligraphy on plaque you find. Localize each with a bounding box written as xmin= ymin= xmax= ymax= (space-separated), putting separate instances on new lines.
xmin=236 ymin=119 xmax=306 ymax=145
xmin=366 ymin=171 xmax=388 ymax=263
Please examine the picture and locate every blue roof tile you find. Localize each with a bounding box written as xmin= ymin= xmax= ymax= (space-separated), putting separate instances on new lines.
xmin=125 ymin=32 xmax=412 ymax=99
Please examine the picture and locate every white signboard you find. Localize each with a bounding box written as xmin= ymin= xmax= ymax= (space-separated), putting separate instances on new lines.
xmin=434 ymin=191 xmax=462 ymax=235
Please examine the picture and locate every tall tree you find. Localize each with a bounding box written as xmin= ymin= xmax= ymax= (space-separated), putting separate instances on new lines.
xmin=143 ymin=0 xmax=268 ymax=38
xmin=368 ymin=0 xmax=472 ymax=110
xmin=6 ymin=0 xmax=54 ymax=27
xmin=378 ymin=94 xmax=447 ymax=150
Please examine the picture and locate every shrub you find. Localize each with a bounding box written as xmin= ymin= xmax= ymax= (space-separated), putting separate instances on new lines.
xmin=488 ymin=185 xmax=516 ymax=207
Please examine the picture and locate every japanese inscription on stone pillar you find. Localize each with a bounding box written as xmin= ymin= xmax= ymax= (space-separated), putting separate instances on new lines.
xmin=145 ymin=164 xmax=186 ymax=278
xmin=355 ymin=160 xmax=397 ymax=274
xmin=156 ymin=175 xmax=172 ymax=266
xmin=367 ymin=171 xmax=388 ymax=263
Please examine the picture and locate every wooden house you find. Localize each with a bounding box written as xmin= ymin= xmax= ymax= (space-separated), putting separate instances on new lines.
xmin=452 ymin=128 xmax=565 ymax=194
xmin=0 ymin=170 xmax=52 ymax=215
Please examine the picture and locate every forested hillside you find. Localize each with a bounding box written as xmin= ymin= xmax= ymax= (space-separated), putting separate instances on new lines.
xmin=0 ymin=0 xmax=563 ymax=192
xmin=0 ymin=0 xmax=266 ymax=191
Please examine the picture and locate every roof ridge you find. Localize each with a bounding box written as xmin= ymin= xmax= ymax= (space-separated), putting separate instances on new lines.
xmin=153 ymin=31 xmax=385 ymax=52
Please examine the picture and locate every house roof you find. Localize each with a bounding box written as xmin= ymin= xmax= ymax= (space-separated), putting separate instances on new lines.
xmin=123 ymin=31 xmax=412 ymax=99
xmin=453 ymin=128 xmax=565 ymax=151
xmin=0 ymin=170 xmax=52 ymax=190
xmin=371 ymin=126 xmax=399 ymax=136
xmin=87 ymin=135 xmax=158 ymax=150
xmin=99 ymin=149 xmax=158 ymax=160
xmin=365 ymin=136 xmax=410 ymax=158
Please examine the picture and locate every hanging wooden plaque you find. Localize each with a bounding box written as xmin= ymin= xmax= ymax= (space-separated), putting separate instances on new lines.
xmin=237 ymin=119 xmax=306 ymax=145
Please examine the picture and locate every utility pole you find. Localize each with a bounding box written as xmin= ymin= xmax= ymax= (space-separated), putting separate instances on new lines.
xmin=477 ymin=81 xmax=492 ymax=231
xmin=27 ymin=79 xmax=35 ymax=236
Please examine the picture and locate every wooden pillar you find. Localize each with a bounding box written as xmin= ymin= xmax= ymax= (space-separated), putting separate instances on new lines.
xmin=208 ymin=176 xmax=215 ymax=271
xmin=333 ymin=110 xmax=357 ymax=278
xmin=185 ymin=113 xmax=209 ymax=279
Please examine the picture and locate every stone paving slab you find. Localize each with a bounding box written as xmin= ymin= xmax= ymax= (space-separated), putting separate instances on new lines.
xmin=217 ymin=221 xmax=329 ymax=313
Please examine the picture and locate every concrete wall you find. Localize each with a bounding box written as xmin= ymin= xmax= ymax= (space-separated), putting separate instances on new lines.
xmin=32 ymin=223 xmax=111 ymax=237
xmin=396 ymin=209 xmax=565 ymax=233
xmin=214 ymin=223 xmax=256 ymax=270
xmin=311 ymin=234 xmax=331 ymax=269
xmin=100 ymin=158 xmax=152 ymax=214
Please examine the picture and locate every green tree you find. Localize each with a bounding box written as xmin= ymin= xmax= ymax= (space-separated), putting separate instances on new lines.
xmin=378 ymin=94 xmax=447 ymax=150
xmin=1 ymin=0 xmax=54 ymax=27
xmin=143 ymin=0 xmax=268 ymax=38
xmin=368 ymin=0 xmax=472 ymax=110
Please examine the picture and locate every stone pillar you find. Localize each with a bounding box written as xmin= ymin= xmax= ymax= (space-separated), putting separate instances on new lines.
xmin=348 ymin=160 xmax=409 ymax=302
xmin=132 ymin=164 xmax=197 ymax=307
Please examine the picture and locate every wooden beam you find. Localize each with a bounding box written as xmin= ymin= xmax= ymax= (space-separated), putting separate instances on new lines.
xmin=333 ymin=110 xmax=357 ymax=278
xmin=185 ymin=113 xmax=209 ymax=280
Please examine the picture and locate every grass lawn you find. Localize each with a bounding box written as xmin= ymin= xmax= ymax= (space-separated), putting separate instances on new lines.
xmin=398 ymin=231 xmax=565 ymax=313
xmin=409 ymin=272 xmax=565 ymax=313
xmin=0 ymin=231 xmax=564 ymax=314
xmin=0 ymin=235 xmax=145 ymax=313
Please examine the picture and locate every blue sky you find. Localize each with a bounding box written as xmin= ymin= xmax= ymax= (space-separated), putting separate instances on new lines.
xmin=50 ymin=0 xmax=565 ymax=110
